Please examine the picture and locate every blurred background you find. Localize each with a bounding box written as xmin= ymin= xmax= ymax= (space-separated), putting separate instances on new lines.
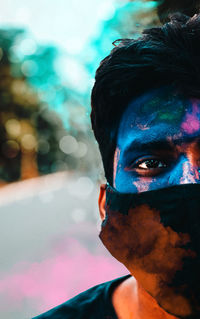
xmin=0 ymin=1 xmax=164 ymax=318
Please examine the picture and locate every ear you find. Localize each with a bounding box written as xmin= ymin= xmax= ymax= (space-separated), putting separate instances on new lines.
xmin=98 ymin=184 xmax=107 ymax=221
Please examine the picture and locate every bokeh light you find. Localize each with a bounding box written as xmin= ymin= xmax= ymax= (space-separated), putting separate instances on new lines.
xmin=73 ymin=141 xmax=87 ymax=158
xmin=71 ymin=208 xmax=87 ymax=223
xmin=59 ymin=135 xmax=78 ymax=155
xmin=67 ymin=176 xmax=94 ymax=199
xmin=21 ymin=134 xmax=37 ymax=152
xmin=5 ymin=119 xmax=21 ymax=137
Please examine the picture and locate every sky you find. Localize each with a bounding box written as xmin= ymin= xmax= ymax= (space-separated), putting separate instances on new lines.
xmin=0 ymin=0 xmax=116 ymax=54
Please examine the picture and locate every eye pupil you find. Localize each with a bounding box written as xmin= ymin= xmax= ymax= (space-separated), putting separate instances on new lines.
xmin=146 ymin=159 xmax=159 ymax=168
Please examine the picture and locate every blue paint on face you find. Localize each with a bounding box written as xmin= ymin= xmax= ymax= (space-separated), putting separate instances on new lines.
xmin=114 ymin=87 xmax=200 ymax=193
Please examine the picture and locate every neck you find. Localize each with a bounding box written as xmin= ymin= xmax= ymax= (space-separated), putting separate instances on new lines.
xmin=112 ymin=276 xmax=179 ymax=319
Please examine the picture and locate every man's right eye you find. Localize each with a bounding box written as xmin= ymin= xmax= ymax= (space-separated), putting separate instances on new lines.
xmin=125 ymin=157 xmax=169 ymax=176
xmin=136 ymin=158 xmax=167 ymax=170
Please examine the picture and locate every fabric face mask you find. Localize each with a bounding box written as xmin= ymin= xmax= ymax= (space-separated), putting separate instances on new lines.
xmin=99 ymin=183 xmax=200 ymax=318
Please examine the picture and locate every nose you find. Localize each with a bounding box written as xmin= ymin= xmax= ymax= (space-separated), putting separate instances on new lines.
xmin=168 ymin=156 xmax=200 ymax=186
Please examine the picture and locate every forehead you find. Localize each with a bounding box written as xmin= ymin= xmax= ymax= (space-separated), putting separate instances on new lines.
xmin=117 ymin=87 xmax=200 ymax=147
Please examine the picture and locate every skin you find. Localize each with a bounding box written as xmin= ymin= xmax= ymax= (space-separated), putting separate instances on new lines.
xmin=99 ymin=87 xmax=200 ymax=319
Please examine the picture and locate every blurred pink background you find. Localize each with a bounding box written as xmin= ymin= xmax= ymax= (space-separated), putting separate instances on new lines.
xmin=0 ymin=172 xmax=127 ymax=318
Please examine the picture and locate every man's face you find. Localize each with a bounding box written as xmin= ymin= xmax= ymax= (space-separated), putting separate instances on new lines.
xmin=113 ymin=87 xmax=200 ymax=192
xmin=98 ymin=87 xmax=200 ymax=317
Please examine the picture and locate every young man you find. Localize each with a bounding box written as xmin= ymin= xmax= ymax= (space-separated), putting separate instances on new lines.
xmin=34 ymin=13 xmax=200 ymax=319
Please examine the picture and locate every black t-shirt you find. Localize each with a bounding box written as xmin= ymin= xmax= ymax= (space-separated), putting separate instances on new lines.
xmin=32 ymin=274 xmax=131 ymax=319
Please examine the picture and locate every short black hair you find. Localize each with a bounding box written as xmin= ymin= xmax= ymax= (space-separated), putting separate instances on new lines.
xmin=91 ymin=13 xmax=200 ymax=185
xmin=156 ymin=0 xmax=200 ymax=23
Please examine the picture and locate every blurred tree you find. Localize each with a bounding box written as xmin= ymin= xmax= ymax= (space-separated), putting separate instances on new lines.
xmin=0 ymin=28 xmax=99 ymax=184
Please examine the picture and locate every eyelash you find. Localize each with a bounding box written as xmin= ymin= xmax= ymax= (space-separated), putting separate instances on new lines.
xmin=127 ymin=157 xmax=169 ymax=176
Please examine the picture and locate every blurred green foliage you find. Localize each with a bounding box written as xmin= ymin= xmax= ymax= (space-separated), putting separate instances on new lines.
xmin=0 ymin=29 xmax=99 ymax=183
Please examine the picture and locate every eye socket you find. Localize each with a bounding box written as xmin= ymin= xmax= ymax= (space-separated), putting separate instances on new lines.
xmin=126 ymin=157 xmax=169 ymax=176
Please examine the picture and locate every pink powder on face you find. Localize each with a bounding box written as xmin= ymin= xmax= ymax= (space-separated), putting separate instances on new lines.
xmin=180 ymin=161 xmax=199 ymax=185
xmin=133 ymin=179 xmax=152 ymax=193
xmin=181 ymin=102 xmax=200 ymax=134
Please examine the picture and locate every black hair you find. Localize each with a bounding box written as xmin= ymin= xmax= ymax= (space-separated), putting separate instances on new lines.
xmin=156 ymin=0 xmax=200 ymax=23
xmin=91 ymin=13 xmax=200 ymax=185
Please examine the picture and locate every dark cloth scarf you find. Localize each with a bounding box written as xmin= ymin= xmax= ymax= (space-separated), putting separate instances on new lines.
xmin=99 ymin=183 xmax=200 ymax=318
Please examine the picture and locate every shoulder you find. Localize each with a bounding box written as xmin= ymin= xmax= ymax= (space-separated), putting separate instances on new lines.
xmin=32 ymin=275 xmax=131 ymax=319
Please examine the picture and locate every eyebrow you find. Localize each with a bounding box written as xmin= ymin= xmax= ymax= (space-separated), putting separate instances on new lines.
xmin=124 ymin=139 xmax=175 ymax=155
xmin=124 ymin=136 xmax=200 ymax=155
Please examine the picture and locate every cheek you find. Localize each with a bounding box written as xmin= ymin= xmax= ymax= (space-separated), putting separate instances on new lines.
xmin=115 ymin=170 xmax=138 ymax=193
xmin=115 ymin=171 xmax=169 ymax=193
xmin=100 ymin=205 xmax=193 ymax=274
xmin=113 ymin=150 xmax=137 ymax=192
